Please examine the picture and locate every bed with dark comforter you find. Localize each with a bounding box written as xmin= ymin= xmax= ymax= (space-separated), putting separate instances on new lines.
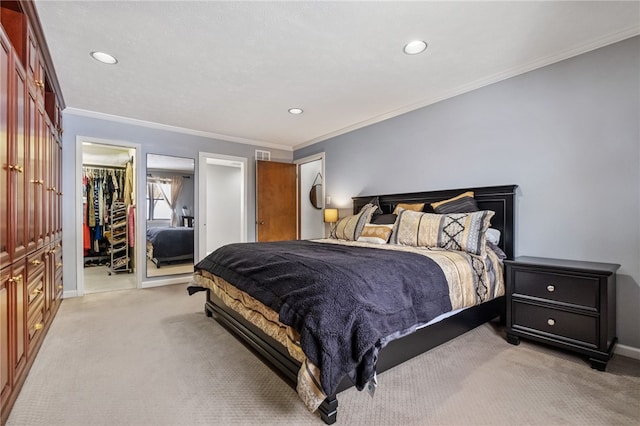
xmin=188 ymin=184 xmax=516 ymax=423
xmin=146 ymin=226 xmax=194 ymax=267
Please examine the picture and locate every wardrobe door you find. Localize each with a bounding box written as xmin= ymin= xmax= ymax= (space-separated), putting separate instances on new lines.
xmin=0 ymin=268 xmax=10 ymax=410
xmin=25 ymin=84 xmax=38 ymax=253
xmin=10 ymin=52 xmax=27 ymax=262
xmin=0 ymin=29 xmax=10 ymax=269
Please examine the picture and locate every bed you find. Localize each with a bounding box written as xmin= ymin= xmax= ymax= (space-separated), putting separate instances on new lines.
xmin=146 ymin=226 xmax=194 ymax=267
xmin=188 ymin=184 xmax=517 ymax=423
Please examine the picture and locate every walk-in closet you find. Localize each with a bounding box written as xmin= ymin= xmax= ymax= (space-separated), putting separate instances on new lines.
xmin=82 ymin=143 xmax=137 ymax=293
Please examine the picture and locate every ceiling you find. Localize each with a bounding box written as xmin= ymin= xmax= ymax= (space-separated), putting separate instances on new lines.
xmin=35 ymin=1 xmax=639 ymax=151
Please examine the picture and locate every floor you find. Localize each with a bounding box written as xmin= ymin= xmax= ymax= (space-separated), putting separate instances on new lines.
xmin=83 ymin=264 xmax=136 ymax=293
xmin=83 ymin=259 xmax=193 ymax=294
xmin=145 ymin=258 xmax=193 ymax=277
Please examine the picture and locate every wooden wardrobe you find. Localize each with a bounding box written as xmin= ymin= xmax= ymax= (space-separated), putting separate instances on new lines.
xmin=1 ymin=2 xmax=64 ymax=424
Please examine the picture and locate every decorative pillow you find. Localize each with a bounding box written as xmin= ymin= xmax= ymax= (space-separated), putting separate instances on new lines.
xmin=331 ymin=203 xmax=377 ymax=241
xmin=431 ymin=191 xmax=479 ymax=214
xmin=392 ymin=202 xmax=425 ymax=215
xmin=362 ymin=197 xmax=383 ymax=219
xmin=391 ymin=209 xmax=494 ymax=256
xmin=370 ymin=213 xmax=397 ymax=225
xmin=357 ymin=224 xmax=394 ymax=244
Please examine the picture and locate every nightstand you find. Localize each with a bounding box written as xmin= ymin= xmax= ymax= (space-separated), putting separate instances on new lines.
xmin=504 ymin=256 xmax=619 ymax=371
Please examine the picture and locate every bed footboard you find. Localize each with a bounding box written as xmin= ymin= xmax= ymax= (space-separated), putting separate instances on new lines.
xmin=202 ymin=290 xmax=503 ymax=425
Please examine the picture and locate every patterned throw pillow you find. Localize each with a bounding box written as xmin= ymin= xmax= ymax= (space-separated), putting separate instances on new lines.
xmin=357 ymin=224 xmax=394 ymax=244
xmin=391 ymin=209 xmax=494 ymax=256
xmin=331 ymin=203 xmax=377 ymax=241
xmin=431 ymin=191 xmax=479 ymax=214
xmin=392 ymin=202 xmax=425 ymax=215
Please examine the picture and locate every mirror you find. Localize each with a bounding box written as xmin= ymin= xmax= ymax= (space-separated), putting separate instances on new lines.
xmin=145 ymin=154 xmax=195 ymax=278
xmin=310 ymin=184 xmax=322 ymax=209
xmin=309 ymin=173 xmax=323 ymax=209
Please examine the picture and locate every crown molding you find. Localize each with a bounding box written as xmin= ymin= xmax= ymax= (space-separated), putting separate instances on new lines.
xmin=294 ymin=27 xmax=639 ymax=151
xmin=64 ymin=107 xmax=293 ymax=152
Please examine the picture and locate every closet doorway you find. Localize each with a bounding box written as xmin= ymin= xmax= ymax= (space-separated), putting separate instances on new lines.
xmin=198 ymin=153 xmax=247 ymax=260
xmin=80 ymin=140 xmax=139 ymax=294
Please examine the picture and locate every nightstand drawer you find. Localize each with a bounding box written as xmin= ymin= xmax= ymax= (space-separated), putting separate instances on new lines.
xmin=512 ymin=302 xmax=597 ymax=346
xmin=513 ymin=269 xmax=598 ymax=308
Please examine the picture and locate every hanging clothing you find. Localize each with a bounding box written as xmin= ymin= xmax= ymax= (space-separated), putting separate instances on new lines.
xmin=128 ymin=205 xmax=135 ymax=248
xmin=82 ymin=165 xmax=129 ymax=258
xmin=124 ymin=161 xmax=133 ymax=205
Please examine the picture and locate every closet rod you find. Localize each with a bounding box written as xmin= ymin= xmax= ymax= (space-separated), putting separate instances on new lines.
xmin=83 ymin=163 xmax=127 ymax=170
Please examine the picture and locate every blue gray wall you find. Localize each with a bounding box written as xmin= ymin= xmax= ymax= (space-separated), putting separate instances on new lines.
xmin=295 ymin=37 xmax=640 ymax=350
xmin=61 ymin=114 xmax=292 ymax=291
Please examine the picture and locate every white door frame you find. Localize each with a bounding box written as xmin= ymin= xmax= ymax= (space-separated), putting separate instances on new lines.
xmin=198 ymin=152 xmax=248 ymax=261
xmin=74 ymin=136 xmax=143 ymax=296
xmin=294 ymin=152 xmax=325 ymax=239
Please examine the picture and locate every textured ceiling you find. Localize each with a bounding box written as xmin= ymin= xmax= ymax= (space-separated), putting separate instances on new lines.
xmin=34 ymin=1 xmax=639 ymax=150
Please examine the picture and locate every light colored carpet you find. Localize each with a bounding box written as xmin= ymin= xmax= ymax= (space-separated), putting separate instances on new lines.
xmin=146 ymin=258 xmax=193 ymax=278
xmin=7 ymin=284 xmax=640 ymax=426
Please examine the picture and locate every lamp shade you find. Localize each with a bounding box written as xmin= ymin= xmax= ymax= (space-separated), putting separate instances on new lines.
xmin=324 ymin=208 xmax=338 ymax=223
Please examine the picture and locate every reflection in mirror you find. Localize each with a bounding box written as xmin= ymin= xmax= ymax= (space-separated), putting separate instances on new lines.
xmin=146 ymin=154 xmax=195 ymax=278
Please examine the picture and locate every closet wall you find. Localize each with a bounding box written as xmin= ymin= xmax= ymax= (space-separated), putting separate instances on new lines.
xmin=1 ymin=2 xmax=65 ymax=423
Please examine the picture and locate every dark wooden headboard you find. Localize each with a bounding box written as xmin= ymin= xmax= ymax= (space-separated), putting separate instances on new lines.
xmin=352 ymin=185 xmax=518 ymax=259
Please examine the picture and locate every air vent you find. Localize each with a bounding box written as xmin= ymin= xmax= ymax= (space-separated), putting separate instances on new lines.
xmin=255 ymin=150 xmax=271 ymax=161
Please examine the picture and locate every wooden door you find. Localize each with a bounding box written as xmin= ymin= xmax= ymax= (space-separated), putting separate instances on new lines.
xmin=25 ymin=84 xmax=37 ymax=253
xmin=0 ymin=268 xmax=11 ymax=408
xmin=0 ymin=30 xmax=10 ymax=269
xmin=256 ymin=160 xmax=296 ymax=242
xmin=10 ymin=261 xmax=26 ymax=383
xmin=10 ymin=51 xmax=27 ymax=262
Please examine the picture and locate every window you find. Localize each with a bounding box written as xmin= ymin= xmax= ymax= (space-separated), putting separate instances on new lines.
xmin=146 ymin=181 xmax=172 ymax=220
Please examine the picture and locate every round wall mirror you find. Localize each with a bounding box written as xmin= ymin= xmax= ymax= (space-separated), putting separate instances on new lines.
xmin=310 ymin=183 xmax=322 ymax=209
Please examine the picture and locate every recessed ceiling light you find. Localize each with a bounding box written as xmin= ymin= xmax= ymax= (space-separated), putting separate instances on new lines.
xmin=403 ymin=40 xmax=427 ymax=55
xmin=90 ymin=51 xmax=118 ymax=64
xmin=288 ymin=108 xmax=304 ymax=115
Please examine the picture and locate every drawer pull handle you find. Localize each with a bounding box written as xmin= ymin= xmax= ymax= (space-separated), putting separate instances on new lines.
xmin=31 ymin=259 xmax=41 ymax=265
xmin=34 ymin=323 xmax=43 ymax=331
xmin=547 ymin=318 xmax=556 ymax=326
xmin=547 ymin=285 xmax=555 ymax=292
xmin=32 ymin=288 xmax=43 ymax=296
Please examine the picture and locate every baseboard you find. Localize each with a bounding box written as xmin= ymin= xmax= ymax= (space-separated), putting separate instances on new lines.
xmin=141 ymin=276 xmax=191 ymax=288
xmin=63 ymin=290 xmax=78 ymax=299
xmin=615 ymin=343 xmax=640 ymax=360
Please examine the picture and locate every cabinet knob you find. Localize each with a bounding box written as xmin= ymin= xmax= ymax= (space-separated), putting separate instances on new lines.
xmin=57 ymin=284 xmax=63 ymax=290
xmin=34 ymin=323 xmax=44 ymax=331
xmin=32 ymin=288 xmax=43 ymax=296
xmin=547 ymin=318 xmax=556 ymax=326
xmin=9 ymin=274 xmax=23 ymax=283
xmin=56 ymin=262 xmax=63 ymax=268
xmin=31 ymin=259 xmax=41 ymax=265
xmin=546 ymin=285 xmax=555 ymax=292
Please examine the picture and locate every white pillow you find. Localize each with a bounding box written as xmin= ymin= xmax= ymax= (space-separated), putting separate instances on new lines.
xmin=486 ymin=228 xmax=501 ymax=245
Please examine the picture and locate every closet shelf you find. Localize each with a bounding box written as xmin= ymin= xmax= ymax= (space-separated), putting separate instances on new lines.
xmin=108 ymin=201 xmax=131 ymax=275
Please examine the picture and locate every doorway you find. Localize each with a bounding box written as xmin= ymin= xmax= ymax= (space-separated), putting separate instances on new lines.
xmin=76 ymin=138 xmax=141 ymax=295
xmin=295 ymin=153 xmax=325 ymax=240
xmin=198 ymin=153 xmax=247 ymax=260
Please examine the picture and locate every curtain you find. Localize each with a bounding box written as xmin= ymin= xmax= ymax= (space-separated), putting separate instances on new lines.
xmin=157 ymin=176 xmax=184 ymax=227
